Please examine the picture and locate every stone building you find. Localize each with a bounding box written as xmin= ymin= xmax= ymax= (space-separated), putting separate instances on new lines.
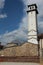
xmin=0 ymin=4 xmax=43 ymax=63
xmin=0 ymin=42 xmax=38 ymax=56
xmin=38 ymin=34 xmax=43 ymax=61
xmin=27 ymin=4 xmax=38 ymax=44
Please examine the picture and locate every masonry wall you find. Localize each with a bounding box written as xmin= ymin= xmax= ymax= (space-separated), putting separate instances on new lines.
xmin=39 ymin=39 xmax=43 ymax=61
xmin=0 ymin=42 xmax=38 ymax=56
xmin=39 ymin=39 xmax=43 ymax=49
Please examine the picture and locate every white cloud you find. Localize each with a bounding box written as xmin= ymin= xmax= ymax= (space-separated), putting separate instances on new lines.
xmin=0 ymin=14 xmax=7 ymax=18
xmin=38 ymin=21 xmax=43 ymax=33
xmin=0 ymin=0 xmax=5 ymax=9
xmin=0 ymin=30 xmax=27 ymax=45
xmin=22 ymin=0 xmax=43 ymax=5
xmin=0 ymin=16 xmax=28 ymax=45
xmin=19 ymin=16 xmax=28 ymax=31
xmin=0 ymin=0 xmax=7 ymax=19
xmin=38 ymin=21 xmax=43 ymax=28
xmin=22 ymin=0 xmax=43 ymax=32
xmin=22 ymin=0 xmax=43 ymax=19
xmin=0 ymin=0 xmax=43 ymax=44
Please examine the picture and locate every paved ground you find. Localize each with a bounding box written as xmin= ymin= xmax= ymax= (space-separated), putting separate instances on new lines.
xmin=0 ymin=62 xmax=39 ymax=65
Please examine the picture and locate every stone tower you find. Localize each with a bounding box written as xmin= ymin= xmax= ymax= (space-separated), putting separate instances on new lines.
xmin=27 ymin=4 xmax=38 ymax=44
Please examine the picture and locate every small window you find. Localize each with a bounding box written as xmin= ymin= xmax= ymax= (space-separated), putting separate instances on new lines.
xmin=30 ymin=7 xmax=31 ymax=9
xmin=30 ymin=6 xmax=34 ymax=10
xmin=32 ymin=6 xmax=34 ymax=9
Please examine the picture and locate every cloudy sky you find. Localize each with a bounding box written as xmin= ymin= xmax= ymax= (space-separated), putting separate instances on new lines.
xmin=0 ymin=0 xmax=43 ymax=45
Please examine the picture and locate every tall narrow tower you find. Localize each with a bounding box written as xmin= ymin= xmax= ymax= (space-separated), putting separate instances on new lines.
xmin=27 ymin=4 xmax=38 ymax=44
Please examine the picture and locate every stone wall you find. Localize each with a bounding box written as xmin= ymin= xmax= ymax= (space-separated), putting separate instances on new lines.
xmin=0 ymin=42 xmax=38 ymax=56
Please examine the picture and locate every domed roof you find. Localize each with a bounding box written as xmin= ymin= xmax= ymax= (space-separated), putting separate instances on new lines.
xmin=5 ymin=42 xmax=18 ymax=48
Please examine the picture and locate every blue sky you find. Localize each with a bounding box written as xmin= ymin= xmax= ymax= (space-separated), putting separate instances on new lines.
xmin=0 ymin=0 xmax=25 ymax=34
xmin=0 ymin=0 xmax=43 ymax=45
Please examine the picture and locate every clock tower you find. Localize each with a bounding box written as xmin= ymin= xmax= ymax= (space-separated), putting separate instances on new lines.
xmin=27 ymin=4 xmax=38 ymax=44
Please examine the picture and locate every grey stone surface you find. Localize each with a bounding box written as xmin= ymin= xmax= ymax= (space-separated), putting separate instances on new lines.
xmin=0 ymin=43 xmax=38 ymax=56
